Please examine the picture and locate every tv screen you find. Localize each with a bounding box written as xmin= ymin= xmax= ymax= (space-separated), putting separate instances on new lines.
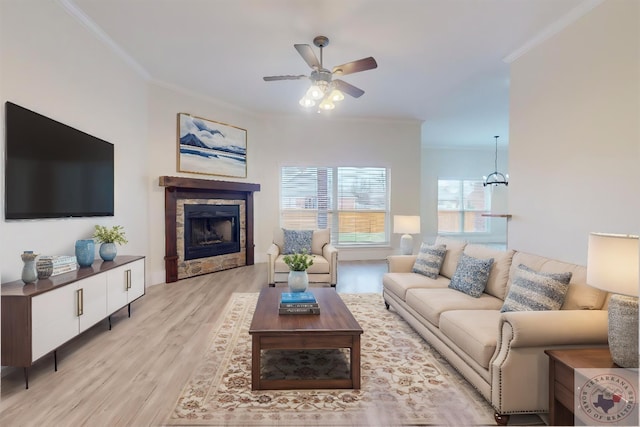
xmin=4 ymin=102 xmax=114 ymax=219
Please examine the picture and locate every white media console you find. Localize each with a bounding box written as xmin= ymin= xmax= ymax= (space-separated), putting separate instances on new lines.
xmin=1 ymin=255 xmax=145 ymax=388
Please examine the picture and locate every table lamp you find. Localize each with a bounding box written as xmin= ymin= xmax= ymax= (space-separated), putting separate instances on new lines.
xmin=394 ymin=215 xmax=421 ymax=255
xmin=586 ymin=232 xmax=639 ymax=368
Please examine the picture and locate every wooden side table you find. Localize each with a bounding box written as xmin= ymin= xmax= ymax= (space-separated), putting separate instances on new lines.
xmin=545 ymin=348 xmax=617 ymax=426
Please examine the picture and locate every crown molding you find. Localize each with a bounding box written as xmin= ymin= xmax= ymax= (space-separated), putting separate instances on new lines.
xmin=56 ymin=0 xmax=151 ymax=80
xmin=503 ymin=0 xmax=605 ymax=63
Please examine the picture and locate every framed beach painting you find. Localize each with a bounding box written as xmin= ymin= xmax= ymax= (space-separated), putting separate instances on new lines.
xmin=177 ymin=113 xmax=247 ymax=178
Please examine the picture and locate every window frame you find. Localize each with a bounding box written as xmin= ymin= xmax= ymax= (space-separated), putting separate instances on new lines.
xmin=280 ymin=166 xmax=391 ymax=247
xmin=437 ymin=178 xmax=491 ymax=235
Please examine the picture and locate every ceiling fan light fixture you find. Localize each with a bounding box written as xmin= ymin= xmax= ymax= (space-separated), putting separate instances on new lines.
xmin=307 ymin=84 xmax=324 ymax=100
xmin=299 ymin=96 xmax=315 ymax=108
xmin=264 ymin=35 xmax=377 ymax=113
xmin=329 ymin=89 xmax=344 ymax=102
xmin=318 ymin=98 xmax=335 ymax=111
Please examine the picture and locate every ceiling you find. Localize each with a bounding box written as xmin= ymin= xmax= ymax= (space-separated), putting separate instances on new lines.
xmin=66 ymin=0 xmax=590 ymax=147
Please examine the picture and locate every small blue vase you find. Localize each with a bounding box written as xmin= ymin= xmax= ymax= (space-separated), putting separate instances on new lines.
xmin=75 ymin=239 xmax=95 ymax=268
xmin=99 ymin=242 xmax=117 ymax=261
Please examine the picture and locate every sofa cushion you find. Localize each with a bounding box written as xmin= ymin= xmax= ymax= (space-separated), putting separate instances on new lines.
xmin=509 ymin=251 xmax=608 ymax=310
xmin=464 ymin=244 xmax=515 ymax=300
xmin=501 ymin=264 xmax=572 ymax=312
xmin=282 ymin=229 xmax=313 ymax=254
xmin=383 ymin=272 xmax=450 ymax=301
xmin=439 ymin=310 xmax=501 ymax=370
xmin=434 ymin=236 xmax=467 ymax=279
xmin=412 ymin=243 xmax=447 ymax=279
xmin=405 ymin=288 xmax=504 ymax=328
xmin=275 ymin=254 xmax=329 ymax=274
xmin=448 ymin=253 xmax=494 ymax=298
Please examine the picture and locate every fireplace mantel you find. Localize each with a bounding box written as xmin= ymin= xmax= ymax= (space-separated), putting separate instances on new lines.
xmin=159 ymin=176 xmax=261 ymax=283
xmin=159 ymin=176 xmax=260 ymax=193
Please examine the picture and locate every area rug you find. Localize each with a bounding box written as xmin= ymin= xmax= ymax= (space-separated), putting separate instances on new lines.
xmin=166 ymin=292 xmax=496 ymax=426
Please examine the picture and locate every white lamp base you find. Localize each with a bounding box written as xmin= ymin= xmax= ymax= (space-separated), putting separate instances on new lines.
xmin=400 ymin=234 xmax=413 ymax=255
xmin=608 ymin=294 xmax=639 ymax=368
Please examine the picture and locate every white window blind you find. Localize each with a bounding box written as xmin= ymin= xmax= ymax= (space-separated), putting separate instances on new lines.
xmin=437 ymin=179 xmax=490 ymax=233
xmin=280 ymin=166 xmax=389 ymax=245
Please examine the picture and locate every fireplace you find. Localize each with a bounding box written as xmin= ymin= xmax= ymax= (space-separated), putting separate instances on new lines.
xmin=184 ymin=204 xmax=240 ymax=260
xmin=159 ymin=176 xmax=261 ymax=282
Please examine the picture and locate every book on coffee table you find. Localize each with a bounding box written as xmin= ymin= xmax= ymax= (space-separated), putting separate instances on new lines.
xmin=278 ymin=306 xmax=321 ymax=315
xmin=280 ymin=292 xmax=316 ymax=304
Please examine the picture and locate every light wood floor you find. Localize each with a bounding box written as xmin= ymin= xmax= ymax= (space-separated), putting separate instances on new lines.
xmin=0 ymin=260 xmax=388 ymax=426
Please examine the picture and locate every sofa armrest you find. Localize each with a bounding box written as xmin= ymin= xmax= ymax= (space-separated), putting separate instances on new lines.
xmin=386 ymin=255 xmax=417 ymax=273
xmin=322 ymin=244 xmax=338 ymax=285
xmin=490 ymin=309 xmax=609 ymax=414
xmin=267 ymin=243 xmax=280 ymax=285
xmin=499 ymin=309 xmax=609 ymax=348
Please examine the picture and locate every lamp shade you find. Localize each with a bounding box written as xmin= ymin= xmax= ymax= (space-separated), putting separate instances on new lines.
xmin=393 ymin=215 xmax=421 ymax=235
xmin=586 ymin=233 xmax=639 ymax=297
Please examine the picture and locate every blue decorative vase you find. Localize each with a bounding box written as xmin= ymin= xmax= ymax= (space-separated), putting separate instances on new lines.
xmin=288 ymin=271 xmax=309 ymax=293
xmin=21 ymin=251 xmax=38 ymax=284
xmin=99 ymin=242 xmax=117 ymax=261
xmin=75 ymin=239 xmax=95 ymax=268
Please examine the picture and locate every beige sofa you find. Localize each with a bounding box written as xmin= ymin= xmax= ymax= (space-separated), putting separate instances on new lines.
xmin=382 ymin=236 xmax=609 ymax=424
xmin=267 ymin=228 xmax=338 ymax=286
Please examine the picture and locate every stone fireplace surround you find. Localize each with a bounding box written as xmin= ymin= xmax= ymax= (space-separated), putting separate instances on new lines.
xmin=159 ymin=176 xmax=260 ymax=283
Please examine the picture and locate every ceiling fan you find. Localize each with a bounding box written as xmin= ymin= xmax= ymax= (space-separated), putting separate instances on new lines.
xmin=263 ymin=35 xmax=377 ymax=111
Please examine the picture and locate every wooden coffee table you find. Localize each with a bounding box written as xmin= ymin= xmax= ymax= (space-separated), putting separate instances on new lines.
xmin=249 ymin=287 xmax=363 ymax=390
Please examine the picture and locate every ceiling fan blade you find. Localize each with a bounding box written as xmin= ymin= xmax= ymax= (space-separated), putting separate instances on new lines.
xmin=333 ymin=79 xmax=365 ymax=98
xmin=332 ymin=57 xmax=377 ymax=76
xmin=263 ymin=75 xmax=307 ymax=81
xmin=294 ymin=44 xmax=321 ymax=69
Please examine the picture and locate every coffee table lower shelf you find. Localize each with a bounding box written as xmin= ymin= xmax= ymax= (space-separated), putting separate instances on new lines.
xmin=251 ymin=332 xmax=361 ymax=391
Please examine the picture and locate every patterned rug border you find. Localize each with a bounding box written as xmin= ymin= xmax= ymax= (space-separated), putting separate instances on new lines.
xmin=165 ymin=292 xmax=496 ymax=426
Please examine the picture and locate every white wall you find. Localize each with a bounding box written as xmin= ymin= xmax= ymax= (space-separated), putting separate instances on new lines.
xmin=421 ymin=146 xmax=509 ymax=244
xmin=146 ymin=83 xmax=262 ymax=285
xmin=0 ymin=0 xmax=149 ymax=282
xmin=259 ymin=115 xmax=422 ymax=260
xmin=509 ymin=0 xmax=639 ymax=264
xmin=146 ymin=84 xmax=422 ymax=283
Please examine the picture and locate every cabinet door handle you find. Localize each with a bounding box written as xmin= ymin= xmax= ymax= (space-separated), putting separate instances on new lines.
xmin=126 ymin=269 xmax=132 ymax=290
xmin=77 ymin=288 xmax=84 ymax=316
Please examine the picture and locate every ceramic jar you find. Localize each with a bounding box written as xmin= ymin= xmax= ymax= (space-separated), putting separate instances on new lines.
xmin=21 ymin=251 xmax=38 ymax=283
xmin=288 ymin=270 xmax=309 ymax=293
xmin=99 ymin=242 xmax=117 ymax=261
xmin=75 ymin=239 xmax=95 ymax=267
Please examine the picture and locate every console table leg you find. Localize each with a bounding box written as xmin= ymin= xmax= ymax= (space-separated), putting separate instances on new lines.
xmin=108 ymin=315 xmax=112 ymax=330
xmin=24 ymin=368 xmax=29 ymax=389
xmin=128 ymin=303 xmax=131 ymax=318
xmin=54 ymin=350 xmax=57 ymax=371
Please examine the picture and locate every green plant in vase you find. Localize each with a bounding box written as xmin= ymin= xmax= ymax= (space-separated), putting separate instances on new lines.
xmin=93 ymin=225 xmax=128 ymax=262
xmin=282 ymin=250 xmax=314 ymax=271
xmin=282 ymin=250 xmax=314 ymax=292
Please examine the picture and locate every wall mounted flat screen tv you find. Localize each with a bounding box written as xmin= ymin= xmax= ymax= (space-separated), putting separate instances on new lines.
xmin=4 ymin=102 xmax=114 ymax=219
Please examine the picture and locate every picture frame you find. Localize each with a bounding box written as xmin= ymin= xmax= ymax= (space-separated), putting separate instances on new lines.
xmin=177 ymin=113 xmax=247 ymax=178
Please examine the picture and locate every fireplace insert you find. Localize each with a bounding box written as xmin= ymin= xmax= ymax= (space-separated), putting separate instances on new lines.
xmin=184 ymin=204 xmax=240 ymax=260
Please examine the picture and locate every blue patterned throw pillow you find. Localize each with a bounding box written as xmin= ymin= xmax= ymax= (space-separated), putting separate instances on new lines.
xmin=448 ymin=253 xmax=494 ymax=298
xmin=501 ymin=264 xmax=572 ymax=312
xmin=282 ymin=229 xmax=313 ymax=255
xmin=412 ymin=243 xmax=447 ymax=279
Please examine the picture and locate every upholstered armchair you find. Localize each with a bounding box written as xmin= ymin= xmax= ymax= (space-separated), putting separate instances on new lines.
xmin=267 ymin=228 xmax=338 ymax=287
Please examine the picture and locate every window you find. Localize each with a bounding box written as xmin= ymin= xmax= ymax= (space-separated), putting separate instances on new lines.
xmin=437 ymin=179 xmax=490 ymax=233
xmin=280 ymin=167 xmax=389 ymax=245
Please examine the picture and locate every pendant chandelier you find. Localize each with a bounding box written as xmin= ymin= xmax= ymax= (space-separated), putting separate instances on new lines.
xmin=483 ymin=135 xmax=509 ymax=187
